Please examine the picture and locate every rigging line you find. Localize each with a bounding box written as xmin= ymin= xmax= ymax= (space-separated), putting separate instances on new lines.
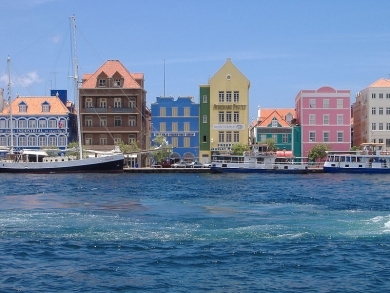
xmin=9 ymin=61 xmax=36 ymax=96
xmin=76 ymin=27 xmax=104 ymax=64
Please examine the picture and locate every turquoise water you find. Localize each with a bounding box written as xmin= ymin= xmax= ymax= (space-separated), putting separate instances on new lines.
xmin=1 ymin=173 xmax=390 ymax=292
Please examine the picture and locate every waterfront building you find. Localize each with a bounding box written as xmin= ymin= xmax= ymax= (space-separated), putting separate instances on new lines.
xmin=0 ymin=91 xmax=76 ymax=153
xmin=199 ymin=58 xmax=250 ymax=163
xmin=252 ymin=107 xmax=302 ymax=157
xmin=79 ymin=60 xmax=150 ymax=166
xmin=150 ymin=96 xmax=199 ymax=162
xmin=352 ymin=78 xmax=390 ymax=148
xmin=295 ymin=86 xmax=351 ymax=157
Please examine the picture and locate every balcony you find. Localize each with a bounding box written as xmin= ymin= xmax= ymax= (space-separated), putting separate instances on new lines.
xmin=83 ymin=107 xmax=135 ymax=114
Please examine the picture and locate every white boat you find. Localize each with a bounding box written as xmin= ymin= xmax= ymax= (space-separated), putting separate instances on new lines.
xmin=0 ymin=16 xmax=124 ymax=173
xmin=210 ymin=144 xmax=309 ymax=174
xmin=323 ymin=143 xmax=390 ymax=173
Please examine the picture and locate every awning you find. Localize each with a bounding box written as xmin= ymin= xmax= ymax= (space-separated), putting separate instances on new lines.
xmin=276 ymin=151 xmax=293 ymax=157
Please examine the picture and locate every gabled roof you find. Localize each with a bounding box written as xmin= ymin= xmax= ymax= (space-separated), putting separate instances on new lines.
xmin=80 ymin=60 xmax=144 ymax=89
xmin=257 ymin=108 xmax=295 ymax=127
xmin=368 ymin=78 xmax=390 ymax=88
xmin=1 ymin=96 xmax=69 ymax=115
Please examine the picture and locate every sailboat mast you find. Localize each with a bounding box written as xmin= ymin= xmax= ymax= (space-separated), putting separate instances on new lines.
xmin=7 ymin=56 xmax=14 ymax=154
xmin=70 ymin=15 xmax=83 ymax=160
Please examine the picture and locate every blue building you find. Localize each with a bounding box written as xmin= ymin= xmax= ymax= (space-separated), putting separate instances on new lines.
xmin=150 ymin=96 xmax=199 ymax=162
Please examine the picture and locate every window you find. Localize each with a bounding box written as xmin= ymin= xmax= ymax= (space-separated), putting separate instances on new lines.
xmin=114 ymin=98 xmax=121 ymax=108
xmin=387 ymin=139 xmax=390 ymax=148
xmin=184 ymin=107 xmax=190 ymax=116
xmin=128 ymin=135 xmax=136 ymax=144
xmin=0 ymin=136 xmax=5 ymax=146
xmin=260 ymin=134 xmax=266 ymax=142
xmin=233 ymin=91 xmax=239 ymax=102
xmin=0 ymin=120 xmax=4 ymax=128
xmin=202 ymin=95 xmax=207 ymax=103
xmin=226 ymin=91 xmax=232 ymax=102
xmin=323 ymin=99 xmax=329 ymax=108
xmin=372 ymin=123 xmax=376 ymax=130
xmin=19 ymin=136 xmax=27 ymax=146
xmin=184 ymin=137 xmax=190 ymax=147
xmin=171 ymin=137 xmax=178 ymax=147
xmin=226 ymin=132 xmax=232 ymax=142
xmin=309 ymin=132 xmax=316 ymax=142
xmin=160 ymin=107 xmax=166 ymax=117
xmin=203 ymin=135 xmax=207 ymax=143
xmin=38 ymin=136 xmax=46 ymax=146
xmin=218 ymin=131 xmax=224 ymax=143
xmin=379 ymin=107 xmax=383 ymax=115
xmin=85 ymin=135 xmax=92 ymax=145
xmin=28 ymin=136 xmax=36 ymax=146
xmin=372 ymin=93 xmax=376 ymax=99
xmin=337 ymin=99 xmax=343 ymax=108
xmin=99 ymin=135 xmax=107 ymax=145
xmin=184 ymin=122 xmax=190 ymax=132
xmin=18 ymin=120 xmax=27 ymax=128
xmin=29 ymin=120 xmax=37 ymax=128
xmin=38 ymin=120 xmax=46 ymax=128
xmin=372 ymin=107 xmax=376 ymax=115
xmin=113 ymin=79 xmax=121 ymax=87
xmin=386 ymin=107 xmax=390 ymax=115
xmin=203 ymin=115 xmax=207 ymax=123
xmin=219 ymin=91 xmax=224 ymax=102
xmin=128 ymin=117 xmax=136 ymax=127
xmin=219 ymin=112 xmax=224 ymax=123
xmin=226 ymin=112 xmax=232 ymax=122
xmin=160 ymin=122 xmax=166 ymax=132
xmin=58 ymin=136 xmax=66 ymax=146
xmin=233 ymin=132 xmax=239 ymax=142
xmin=323 ymin=132 xmax=330 ymax=142
xmin=387 ymin=94 xmax=390 ymax=99
xmin=309 ymin=114 xmax=316 ymax=125
xmin=114 ymin=134 xmax=121 ymax=144
xmin=114 ymin=116 xmax=122 ymax=126
xmin=172 ymin=107 xmax=178 ymax=117
xmin=99 ymin=79 xmax=106 ymax=87
xmin=337 ymin=114 xmax=343 ymax=125
xmin=337 ymin=132 xmax=343 ymax=142
xmin=48 ymin=136 xmax=56 ymax=146
xmin=42 ymin=104 xmax=50 ymax=112
xmin=86 ymin=98 xmax=93 ymax=108
xmin=309 ymin=99 xmax=316 ymax=108
xmin=172 ymin=122 xmax=178 ymax=132
xmin=282 ymin=134 xmax=288 ymax=143
xmin=379 ymin=123 xmax=384 ymax=130
xmin=99 ymin=98 xmax=107 ymax=108
xmin=272 ymin=118 xmax=278 ymax=127
xmin=323 ymin=115 xmax=329 ymax=125
xmin=379 ymin=138 xmax=384 ymax=144
xmin=379 ymin=93 xmax=383 ymax=99
xmin=85 ymin=116 xmax=92 ymax=127
xmin=48 ymin=120 xmax=56 ymax=128
xmin=128 ymin=98 xmax=136 ymax=108
xmin=233 ymin=112 xmax=239 ymax=123
xmin=387 ymin=123 xmax=390 ymax=130
xmin=19 ymin=104 xmax=27 ymax=112
xmin=100 ymin=117 xmax=107 ymax=127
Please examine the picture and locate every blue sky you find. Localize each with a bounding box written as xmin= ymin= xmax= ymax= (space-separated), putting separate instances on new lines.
xmin=1 ymin=0 xmax=390 ymax=121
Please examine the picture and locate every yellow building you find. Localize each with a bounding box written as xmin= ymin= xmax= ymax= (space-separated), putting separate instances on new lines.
xmin=199 ymin=58 xmax=250 ymax=162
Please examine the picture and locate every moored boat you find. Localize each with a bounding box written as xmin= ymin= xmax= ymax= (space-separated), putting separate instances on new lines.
xmin=210 ymin=144 xmax=309 ymax=174
xmin=323 ymin=143 xmax=390 ymax=173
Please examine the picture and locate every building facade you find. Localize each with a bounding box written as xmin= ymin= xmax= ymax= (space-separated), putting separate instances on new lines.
xmin=150 ymin=96 xmax=199 ymax=162
xmin=199 ymin=58 xmax=250 ymax=163
xmin=295 ymin=86 xmax=351 ymax=157
xmin=79 ymin=60 xmax=150 ymax=166
xmin=0 ymin=92 xmax=76 ymax=152
xmin=352 ymin=78 xmax=390 ymax=148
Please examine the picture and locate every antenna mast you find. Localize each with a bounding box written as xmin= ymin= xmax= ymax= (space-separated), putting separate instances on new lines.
xmin=7 ymin=56 xmax=14 ymax=154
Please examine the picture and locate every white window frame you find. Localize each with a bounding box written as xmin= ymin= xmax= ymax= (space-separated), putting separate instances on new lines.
xmin=323 ymin=114 xmax=329 ymax=125
xmin=309 ymin=114 xmax=316 ymax=125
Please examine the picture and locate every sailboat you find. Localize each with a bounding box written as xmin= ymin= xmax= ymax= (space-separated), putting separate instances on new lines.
xmin=0 ymin=16 xmax=124 ymax=173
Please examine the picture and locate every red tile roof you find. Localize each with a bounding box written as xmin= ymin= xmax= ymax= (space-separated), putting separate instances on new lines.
xmin=257 ymin=108 xmax=295 ymax=127
xmin=1 ymin=96 xmax=69 ymax=115
xmin=369 ymin=78 xmax=390 ymax=87
xmin=80 ymin=60 xmax=143 ymax=89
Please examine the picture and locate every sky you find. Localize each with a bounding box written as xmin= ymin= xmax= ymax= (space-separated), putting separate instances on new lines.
xmin=1 ymin=0 xmax=390 ymax=121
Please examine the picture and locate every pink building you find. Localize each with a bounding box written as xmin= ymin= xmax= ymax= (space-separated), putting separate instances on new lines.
xmin=295 ymin=86 xmax=351 ymax=158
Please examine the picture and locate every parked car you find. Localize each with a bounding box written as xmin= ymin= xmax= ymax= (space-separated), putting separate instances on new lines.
xmin=189 ymin=161 xmax=204 ymax=168
xmin=160 ymin=160 xmax=172 ymax=168
xmin=203 ymin=163 xmax=212 ymax=168
xmin=171 ymin=161 xmax=187 ymax=168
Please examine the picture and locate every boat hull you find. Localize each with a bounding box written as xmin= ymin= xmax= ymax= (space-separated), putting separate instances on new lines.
xmin=210 ymin=166 xmax=308 ymax=174
xmin=0 ymin=154 xmax=124 ymax=173
xmin=323 ymin=167 xmax=390 ymax=174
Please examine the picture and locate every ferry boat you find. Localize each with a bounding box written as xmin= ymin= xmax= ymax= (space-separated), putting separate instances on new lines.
xmin=210 ymin=144 xmax=309 ymax=174
xmin=323 ymin=143 xmax=390 ymax=173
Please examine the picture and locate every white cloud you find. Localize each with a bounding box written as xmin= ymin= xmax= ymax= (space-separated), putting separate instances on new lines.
xmin=0 ymin=71 xmax=43 ymax=88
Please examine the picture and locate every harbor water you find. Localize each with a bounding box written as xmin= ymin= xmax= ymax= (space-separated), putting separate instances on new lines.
xmin=1 ymin=172 xmax=389 ymax=292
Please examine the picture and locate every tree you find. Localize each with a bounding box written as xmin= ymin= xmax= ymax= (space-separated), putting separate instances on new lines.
xmin=151 ymin=135 xmax=172 ymax=163
xmin=266 ymin=138 xmax=277 ymax=152
xmin=307 ymin=143 xmax=331 ymax=162
xmin=350 ymin=146 xmax=359 ymax=151
xmin=231 ymin=143 xmax=250 ymax=155
xmin=118 ymin=141 xmax=139 ymax=154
